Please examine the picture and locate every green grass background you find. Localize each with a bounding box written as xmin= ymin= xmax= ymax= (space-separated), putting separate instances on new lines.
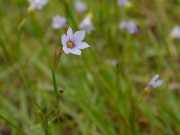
xmin=1 ymin=0 xmax=180 ymax=135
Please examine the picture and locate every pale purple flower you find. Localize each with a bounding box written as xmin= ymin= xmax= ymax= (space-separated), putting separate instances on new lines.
xmin=126 ymin=21 xmax=139 ymax=34
xmin=148 ymin=74 xmax=163 ymax=89
xmin=119 ymin=20 xmax=139 ymax=34
xmin=118 ymin=0 xmax=128 ymax=6
xmin=75 ymin=1 xmax=87 ymax=13
xmin=105 ymin=59 xmax=119 ymax=67
xmin=52 ymin=15 xmax=67 ymax=29
xmin=28 ymin=0 xmax=48 ymax=10
xmin=61 ymin=27 xmax=90 ymax=55
xmin=119 ymin=21 xmax=128 ymax=30
xmin=170 ymin=26 xmax=180 ymax=39
xmin=79 ymin=14 xmax=95 ymax=33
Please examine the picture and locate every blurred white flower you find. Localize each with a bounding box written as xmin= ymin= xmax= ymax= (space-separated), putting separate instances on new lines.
xmin=61 ymin=27 xmax=90 ymax=55
xmin=148 ymin=74 xmax=163 ymax=89
xmin=79 ymin=14 xmax=95 ymax=33
xmin=119 ymin=21 xmax=128 ymax=30
xmin=170 ymin=26 xmax=180 ymax=39
xmin=28 ymin=0 xmax=48 ymax=10
xmin=75 ymin=1 xmax=87 ymax=13
xmin=119 ymin=20 xmax=139 ymax=34
xmin=52 ymin=15 xmax=67 ymax=29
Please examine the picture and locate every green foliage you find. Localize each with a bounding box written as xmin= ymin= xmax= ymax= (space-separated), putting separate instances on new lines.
xmin=0 ymin=0 xmax=180 ymax=135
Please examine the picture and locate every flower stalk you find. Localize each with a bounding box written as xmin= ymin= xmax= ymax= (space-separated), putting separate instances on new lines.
xmin=52 ymin=47 xmax=63 ymax=102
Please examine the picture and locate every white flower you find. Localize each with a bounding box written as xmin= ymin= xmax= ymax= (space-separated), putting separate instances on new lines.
xmin=148 ymin=74 xmax=163 ymax=89
xmin=61 ymin=27 xmax=90 ymax=55
xmin=75 ymin=1 xmax=87 ymax=13
xmin=28 ymin=0 xmax=48 ymax=10
xmin=170 ymin=26 xmax=180 ymax=39
xmin=119 ymin=21 xmax=127 ymax=30
xmin=79 ymin=14 xmax=95 ymax=33
xmin=52 ymin=15 xmax=67 ymax=29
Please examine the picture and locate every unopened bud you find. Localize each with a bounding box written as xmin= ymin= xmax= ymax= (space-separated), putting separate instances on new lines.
xmin=59 ymin=88 xmax=64 ymax=93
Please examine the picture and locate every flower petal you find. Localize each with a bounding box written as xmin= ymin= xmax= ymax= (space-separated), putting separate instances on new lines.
xmin=69 ymin=48 xmax=81 ymax=55
xmin=61 ymin=34 xmax=68 ymax=46
xmin=150 ymin=74 xmax=159 ymax=83
xmin=67 ymin=27 xmax=73 ymax=41
xmin=153 ymin=80 xmax=163 ymax=88
xmin=63 ymin=46 xmax=69 ymax=54
xmin=74 ymin=42 xmax=90 ymax=49
xmin=72 ymin=30 xmax=86 ymax=42
xmin=119 ymin=21 xmax=127 ymax=30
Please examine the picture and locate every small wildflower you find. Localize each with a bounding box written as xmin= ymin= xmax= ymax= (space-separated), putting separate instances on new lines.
xmin=79 ymin=13 xmax=95 ymax=33
xmin=61 ymin=27 xmax=90 ymax=55
xmin=75 ymin=1 xmax=87 ymax=13
xmin=148 ymin=74 xmax=163 ymax=89
xmin=105 ymin=59 xmax=119 ymax=67
xmin=28 ymin=0 xmax=48 ymax=13
xmin=126 ymin=21 xmax=139 ymax=34
xmin=119 ymin=21 xmax=127 ymax=30
xmin=118 ymin=0 xmax=128 ymax=6
xmin=118 ymin=0 xmax=132 ymax=8
xmin=170 ymin=26 xmax=180 ymax=39
xmin=119 ymin=20 xmax=139 ymax=34
xmin=52 ymin=15 xmax=67 ymax=29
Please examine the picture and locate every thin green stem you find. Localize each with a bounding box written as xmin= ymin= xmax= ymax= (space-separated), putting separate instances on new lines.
xmin=44 ymin=115 xmax=49 ymax=135
xmin=0 ymin=6 xmax=12 ymax=64
xmin=17 ymin=17 xmax=28 ymax=60
xmin=51 ymin=65 xmax=59 ymax=102
xmin=51 ymin=49 xmax=62 ymax=135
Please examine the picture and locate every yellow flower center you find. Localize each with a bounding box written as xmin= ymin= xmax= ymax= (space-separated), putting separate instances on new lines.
xmin=67 ymin=41 xmax=73 ymax=48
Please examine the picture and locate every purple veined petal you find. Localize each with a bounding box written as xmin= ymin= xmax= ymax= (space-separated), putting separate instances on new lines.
xmin=72 ymin=30 xmax=86 ymax=42
xmin=67 ymin=27 xmax=73 ymax=41
xmin=74 ymin=42 xmax=89 ymax=49
xmin=61 ymin=27 xmax=89 ymax=55
xmin=69 ymin=48 xmax=81 ymax=55
xmin=63 ymin=46 xmax=69 ymax=54
xmin=61 ymin=34 xmax=68 ymax=46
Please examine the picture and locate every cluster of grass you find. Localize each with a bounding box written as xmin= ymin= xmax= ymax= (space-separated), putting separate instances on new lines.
xmin=1 ymin=0 xmax=180 ymax=135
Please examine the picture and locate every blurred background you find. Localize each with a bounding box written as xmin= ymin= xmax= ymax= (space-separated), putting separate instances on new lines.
xmin=1 ymin=0 xmax=180 ymax=135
